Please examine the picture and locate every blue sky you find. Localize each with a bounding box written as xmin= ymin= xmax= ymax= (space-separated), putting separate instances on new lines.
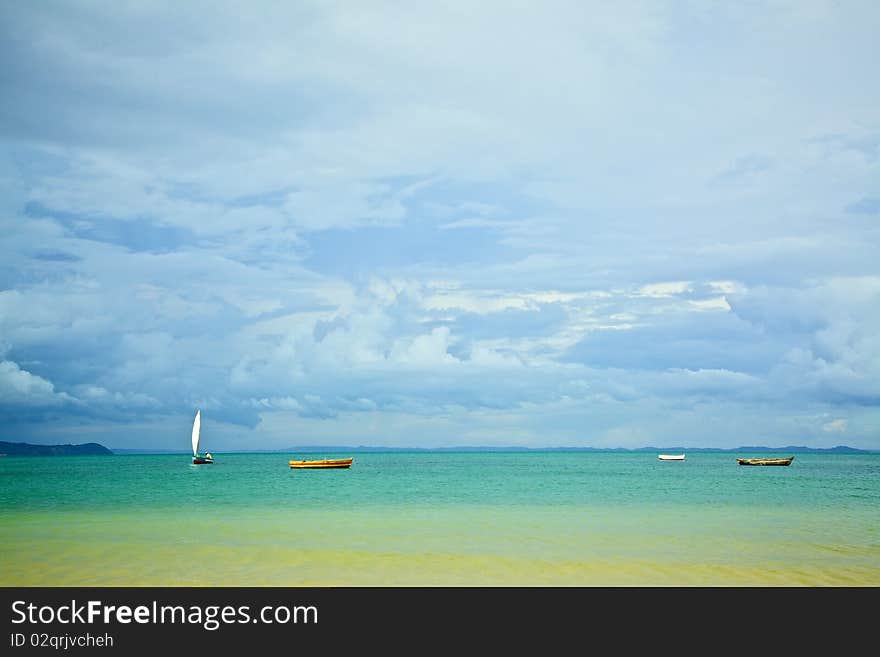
xmin=1 ymin=1 xmax=878 ymax=451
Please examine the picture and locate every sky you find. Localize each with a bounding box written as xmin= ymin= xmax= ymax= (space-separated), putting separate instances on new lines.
xmin=1 ymin=1 xmax=878 ymax=451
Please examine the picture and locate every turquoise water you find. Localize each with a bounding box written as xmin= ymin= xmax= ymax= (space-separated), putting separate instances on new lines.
xmin=1 ymin=451 xmax=878 ymax=586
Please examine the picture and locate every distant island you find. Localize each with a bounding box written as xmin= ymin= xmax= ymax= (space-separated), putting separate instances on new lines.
xmin=0 ymin=441 xmax=114 ymax=456
xmin=282 ymin=445 xmax=875 ymax=454
xmin=20 ymin=441 xmax=878 ymax=456
xmin=110 ymin=444 xmax=877 ymax=454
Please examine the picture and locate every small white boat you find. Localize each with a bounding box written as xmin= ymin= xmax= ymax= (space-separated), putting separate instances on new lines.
xmin=191 ymin=409 xmax=213 ymax=465
xmin=658 ymin=454 xmax=685 ymax=461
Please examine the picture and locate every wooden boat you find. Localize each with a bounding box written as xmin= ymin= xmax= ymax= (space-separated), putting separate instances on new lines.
xmin=736 ymin=456 xmax=794 ymax=466
xmin=658 ymin=454 xmax=685 ymax=461
xmin=289 ymin=457 xmax=353 ymax=469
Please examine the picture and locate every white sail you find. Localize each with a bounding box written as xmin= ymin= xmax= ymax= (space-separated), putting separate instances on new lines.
xmin=191 ymin=410 xmax=201 ymax=457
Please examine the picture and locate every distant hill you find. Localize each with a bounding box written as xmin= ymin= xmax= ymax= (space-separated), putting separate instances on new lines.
xmin=100 ymin=444 xmax=878 ymax=455
xmin=0 ymin=441 xmax=113 ymax=456
xmin=283 ymin=444 xmax=876 ymax=454
xmin=111 ymin=448 xmax=190 ymax=454
xmin=630 ymin=445 xmax=871 ymax=454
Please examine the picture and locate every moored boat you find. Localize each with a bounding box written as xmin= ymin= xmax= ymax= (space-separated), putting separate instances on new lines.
xmin=658 ymin=454 xmax=685 ymax=461
xmin=736 ymin=456 xmax=794 ymax=466
xmin=289 ymin=457 xmax=353 ymax=469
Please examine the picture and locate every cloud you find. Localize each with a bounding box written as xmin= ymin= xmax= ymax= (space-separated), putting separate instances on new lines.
xmin=1 ymin=2 xmax=878 ymax=449
xmin=713 ymin=154 xmax=773 ymax=183
xmin=846 ymin=198 xmax=880 ymax=215
xmin=0 ymin=360 xmax=72 ymax=407
xmin=822 ymin=419 xmax=847 ymax=433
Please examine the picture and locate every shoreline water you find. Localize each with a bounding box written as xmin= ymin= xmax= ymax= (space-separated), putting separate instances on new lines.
xmin=2 ymin=452 xmax=878 ymax=586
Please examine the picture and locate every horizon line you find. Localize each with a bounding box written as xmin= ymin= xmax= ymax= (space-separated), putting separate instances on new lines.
xmin=2 ymin=439 xmax=875 ymax=455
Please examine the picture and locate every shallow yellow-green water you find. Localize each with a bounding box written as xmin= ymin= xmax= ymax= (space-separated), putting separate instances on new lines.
xmin=2 ymin=452 xmax=878 ymax=586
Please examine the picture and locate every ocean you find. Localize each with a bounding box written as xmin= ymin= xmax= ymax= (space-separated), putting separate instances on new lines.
xmin=1 ymin=451 xmax=878 ymax=586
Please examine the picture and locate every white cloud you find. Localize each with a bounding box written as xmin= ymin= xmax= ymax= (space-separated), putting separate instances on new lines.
xmin=1 ymin=2 xmax=878 ymax=449
xmin=389 ymin=327 xmax=458 ymax=366
xmin=637 ymin=281 xmax=692 ymax=298
xmin=422 ymin=292 xmax=533 ymax=315
xmin=0 ymin=360 xmax=71 ymax=406
xmin=822 ymin=419 xmax=847 ymax=433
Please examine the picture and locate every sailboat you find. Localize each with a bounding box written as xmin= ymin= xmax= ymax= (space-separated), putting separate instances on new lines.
xmin=191 ymin=409 xmax=213 ymax=464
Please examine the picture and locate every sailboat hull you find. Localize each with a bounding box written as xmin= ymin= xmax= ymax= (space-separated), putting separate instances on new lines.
xmin=192 ymin=457 xmax=213 ymax=464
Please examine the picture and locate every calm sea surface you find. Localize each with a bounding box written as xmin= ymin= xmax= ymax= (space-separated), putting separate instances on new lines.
xmin=1 ymin=451 xmax=878 ymax=586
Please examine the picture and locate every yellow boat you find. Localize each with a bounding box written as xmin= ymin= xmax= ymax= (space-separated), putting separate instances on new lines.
xmin=289 ymin=457 xmax=353 ymax=469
